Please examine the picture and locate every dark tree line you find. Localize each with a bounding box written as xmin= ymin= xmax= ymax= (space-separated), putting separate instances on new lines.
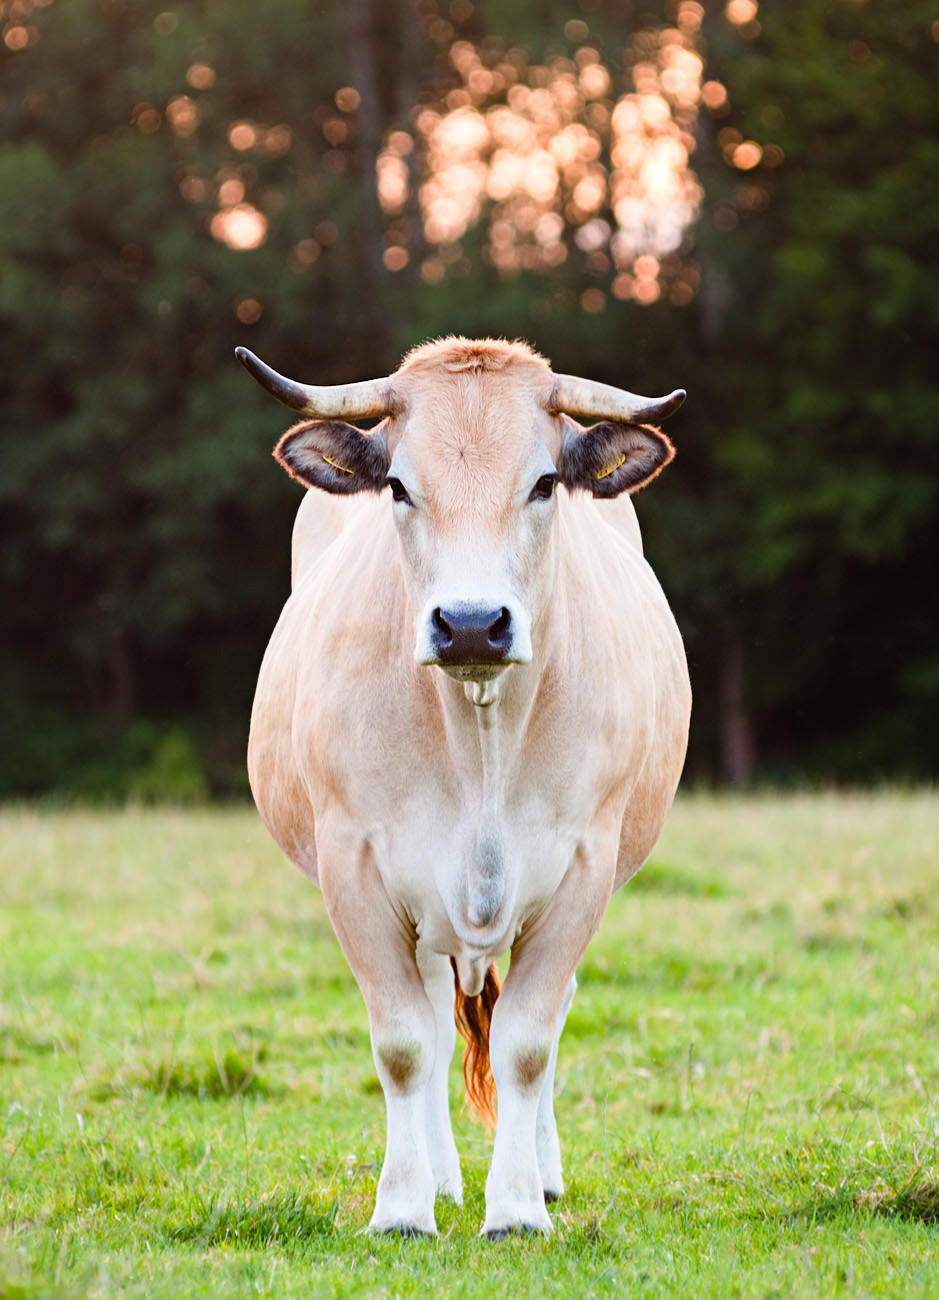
xmin=0 ymin=0 xmax=936 ymax=797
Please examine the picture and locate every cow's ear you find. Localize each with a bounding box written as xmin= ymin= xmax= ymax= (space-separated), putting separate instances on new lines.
xmin=559 ymin=418 xmax=675 ymax=498
xmin=274 ymin=420 xmax=390 ymax=494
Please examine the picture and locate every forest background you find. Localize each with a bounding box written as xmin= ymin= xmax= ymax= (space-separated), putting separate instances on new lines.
xmin=0 ymin=0 xmax=936 ymax=800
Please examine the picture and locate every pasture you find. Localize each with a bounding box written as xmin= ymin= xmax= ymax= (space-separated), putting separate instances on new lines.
xmin=2 ymin=792 xmax=937 ymax=1297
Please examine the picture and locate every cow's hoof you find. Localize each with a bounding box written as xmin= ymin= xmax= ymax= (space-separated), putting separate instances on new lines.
xmin=543 ymin=1189 xmax=561 ymax=1204
xmin=485 ymin=1224 xmax=547 ymax=1241
xmin=379 ymin=1224 xmax=436 ymax=1240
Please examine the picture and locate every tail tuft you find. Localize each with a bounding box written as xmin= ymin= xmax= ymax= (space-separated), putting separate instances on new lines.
xmin=451 ymin=957 xmax=500 ymax=1128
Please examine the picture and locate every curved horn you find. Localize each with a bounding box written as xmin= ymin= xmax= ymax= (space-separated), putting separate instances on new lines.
xmin=235 ymin=347 xmax=395 ymax=419
xmin=549 ymin=373 xmax=686 ymax=424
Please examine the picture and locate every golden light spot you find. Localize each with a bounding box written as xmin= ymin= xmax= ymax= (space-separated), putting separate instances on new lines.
xmin=228 ymin=122 xmax=257 ymax=151
xmin=572 ymin=173 xmax=605 ymax=212
xmin=565 ymin=19 xmax=588 ymax=42
xmin=732 ymin=141 xmax=762 ymax=170
xmin=377 ymin=152 xmax=409 ymax=213
xmin=3 ymin=24 xmax=29 ymax=49
xmin=166 ymin=95 xmax=198 ymax=137
xmin=186 ymin=62 xmax=215 ymax=90
xmin=428 ymin=16 xmax=453 ymax=43
xmin=579 ymin=63 xmax=610 ymax=99
xmin=218 ymin=177 xmax=245 ymax=207
xmin=210 ymin=204 xmax=267 ymax=250
xmin=179 ymin=175 xmax=209 ymax=201
xmin=235 ymin=297 xmax=262 ymax=324
xmin=634 ymin=277 xmax=660 ymax=304
xmin=534 ymin=212 xmax=564 ymax=244
xmin=421 ymin=258 xmax=446 ymax=284
xmin=612 ymin=273 xmax=634 ymax=299
xmin=762 ymin=143 xmax=785 ymax=167
xmin=669 ymin=280 xmax=695 ymax=305
xmin=263 ymin=125 xmax=293 ymax=156
xmin=335 ymin=86 xmax=361 ymax=112
xmin=293 ymin=239 xmax=320 ymax=265
xmin=387 ymin=131 xmax=413 ymax=156
xmin=574 ymin=217 xmax=610 ymax=252
xmin=701 ymin=80 xmax=728 ymax=110
xmin=322 ymin=117 xmax=347 ymax=145
xmin=383 ymin=245 xmax=409 ymax=271
xmin=133 ymin=104 xmax=161 ymax=134
xmin=635 ymin=253 xmax=660 ymax=278
xmin=153 ymin=10 xmax=177 ymax=35
xmin=676 ymin=1 xmax=704 ymax=33
xmin=725 ymin=0 xmax=758 ymax=23
xmin=581 ymin=288 xmax=606 ymax=314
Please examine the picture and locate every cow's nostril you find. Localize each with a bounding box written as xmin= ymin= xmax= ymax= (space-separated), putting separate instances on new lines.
xmin=489 ymin=608 xmax=511 ymax=649
xmin=432 ymin=607 xmax=453 ymax=647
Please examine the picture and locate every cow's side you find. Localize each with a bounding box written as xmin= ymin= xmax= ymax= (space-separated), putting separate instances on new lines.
xmin=242 ymin=337 xmax=690 ymax=1238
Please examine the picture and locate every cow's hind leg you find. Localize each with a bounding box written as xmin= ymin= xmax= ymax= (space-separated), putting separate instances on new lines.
xmin=318 ymin=834 xmax=438 ymax=1236
xmin=416 ymin=941 xmax=463 ymax=1203
xmin=536 ymin=973 xmax=576 ymax=1201
xmin=483 ymin=848 xmax=613 ymax=1236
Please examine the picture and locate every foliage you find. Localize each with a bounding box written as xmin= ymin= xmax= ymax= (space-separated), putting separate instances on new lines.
xmin=0 ymin=0 xmax=936 ymax=791
xmin=2 ymin=795 xmax=939 ymax=1295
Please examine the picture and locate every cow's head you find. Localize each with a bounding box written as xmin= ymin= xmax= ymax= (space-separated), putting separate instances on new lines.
xmin=237 ymin=339 xmax=684 ymax=686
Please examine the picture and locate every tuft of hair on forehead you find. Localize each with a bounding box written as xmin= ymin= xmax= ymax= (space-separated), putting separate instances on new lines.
xmin=398 ymin=335 xmax=550 ymax=377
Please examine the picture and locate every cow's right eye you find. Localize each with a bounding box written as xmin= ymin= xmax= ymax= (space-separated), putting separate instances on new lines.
xmin=385 ymin=476 xmax=412 ymax=506
xmin=528 ymin=473 xmax=559 ymax=503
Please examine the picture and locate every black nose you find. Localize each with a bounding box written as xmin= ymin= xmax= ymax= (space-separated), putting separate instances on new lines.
xmin=431 ymin=606 xmax=513 ymax=664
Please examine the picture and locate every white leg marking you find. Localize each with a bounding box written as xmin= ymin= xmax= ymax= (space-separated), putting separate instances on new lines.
xmin=536 ymin=974 xmax=576 ymax=1200
xmin=417 ymin=942 xmax=463 ymax=1204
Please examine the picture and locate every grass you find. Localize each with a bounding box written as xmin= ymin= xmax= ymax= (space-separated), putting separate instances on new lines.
xmin=1 ymin=791 xmax=938 ymax=1298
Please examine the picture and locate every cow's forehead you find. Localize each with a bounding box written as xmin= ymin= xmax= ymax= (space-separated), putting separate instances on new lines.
xmin=386 ymin=337 xmax=560 ymax=504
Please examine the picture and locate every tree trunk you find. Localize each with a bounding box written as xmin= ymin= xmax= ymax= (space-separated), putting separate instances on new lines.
xmin=719 ymin=623 xmax=755 ymax=785
xmin=346 ymin=0 xmax=394 ymax=363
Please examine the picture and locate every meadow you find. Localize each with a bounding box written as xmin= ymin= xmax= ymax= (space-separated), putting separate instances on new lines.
xmin=1 ymin=792 xmax=937 ymax=1298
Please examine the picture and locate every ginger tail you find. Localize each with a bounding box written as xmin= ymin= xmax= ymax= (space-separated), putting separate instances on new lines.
xmin=450 ymin=957 xmax=500 ymax=1128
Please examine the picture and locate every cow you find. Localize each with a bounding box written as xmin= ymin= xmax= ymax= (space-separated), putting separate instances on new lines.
xmin=237 ymin=336 xmax=691 ymax=1238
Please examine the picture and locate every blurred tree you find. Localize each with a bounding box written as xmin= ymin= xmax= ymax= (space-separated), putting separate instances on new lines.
xmin=0 ymin=0 xmax=936 ymax=795
xmin=0 ymin=0 xmax=423 ymax=793
xmin=685 ymin=0 xmax=939 ymax=779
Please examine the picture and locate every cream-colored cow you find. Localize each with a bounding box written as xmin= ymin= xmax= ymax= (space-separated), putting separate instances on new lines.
xmin=239 ymin=336 xmax=690 ymax=1238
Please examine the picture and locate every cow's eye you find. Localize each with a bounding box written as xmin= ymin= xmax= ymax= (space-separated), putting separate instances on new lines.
xmin=385 ymin=476 xmax=412 ymax=506
xmin=528 ymin=473 xmax=559 ymax=503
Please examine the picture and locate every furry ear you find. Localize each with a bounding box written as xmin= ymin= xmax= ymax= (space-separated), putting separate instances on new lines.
xmin=559 ymin=419 xmax=675 ymax=497
xmin=274 ymin=420 xmax=390 ymax=494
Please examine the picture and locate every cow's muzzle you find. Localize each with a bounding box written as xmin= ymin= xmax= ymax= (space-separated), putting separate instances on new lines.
xmin=430 ymin=605 xmax=513 ymax=668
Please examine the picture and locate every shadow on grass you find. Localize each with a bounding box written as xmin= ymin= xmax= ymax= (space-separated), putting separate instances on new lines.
xmin=785 ymin=1173 xmax=939 ymax=1227
xmin=171 ymin=1192 xmax=339 ymax=1249
xmin=88 ymin=1043 xmax=281 ymax=1102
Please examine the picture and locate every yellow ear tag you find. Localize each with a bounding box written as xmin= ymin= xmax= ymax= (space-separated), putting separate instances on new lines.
xmin=596 ymin=451 xmax=627 ymax=480
xmin=321 ymin=452 xmax=354 ymax=475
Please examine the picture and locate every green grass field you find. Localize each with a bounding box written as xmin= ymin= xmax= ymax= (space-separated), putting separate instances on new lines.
xmin=2 ymin=792 xmax=938 ymax=1298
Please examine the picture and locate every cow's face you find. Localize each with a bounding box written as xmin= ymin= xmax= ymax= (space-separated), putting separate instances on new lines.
xmin=383 ymin=377 xmax=563 ymax=680
xmin=272 ymin=358 xmax=674 ymax=684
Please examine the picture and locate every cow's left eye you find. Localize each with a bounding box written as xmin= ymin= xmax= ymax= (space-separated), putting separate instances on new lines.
xmin=385 ymin=476 xmax=413 ymax=506
xmin=528 ymin=473 xmax=559 ymax=503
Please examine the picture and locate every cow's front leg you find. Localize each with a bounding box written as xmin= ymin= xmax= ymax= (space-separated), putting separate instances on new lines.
xmin=536 ymin=973 xmax=576 ymax=1201
xmin=416 ymin=941 xmax=462 ymax=1203
xmin=319 ymin=835 xmax=438 ymax=1236
xmin=484 ymin=849 xmax=613 ymax=1237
